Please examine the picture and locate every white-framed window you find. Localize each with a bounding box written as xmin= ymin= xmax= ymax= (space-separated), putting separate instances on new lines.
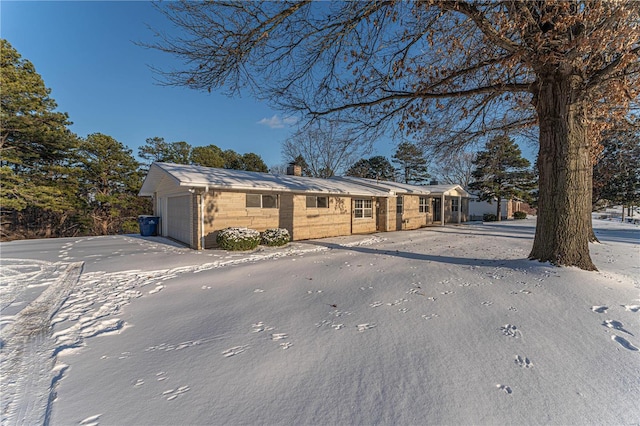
xmin=396 ymin=196 xmax=403 ymax=214
xmin=419 ymin=197 xmax=429 ymax=213
xmin=354 ymin=199 xmax=373 ymax=218
xmin=306 ymin=196 xmax=329 ymax=208
xmin=246 ymin=193 xmax=279 ymax=209
xmin=451 ymin=198 xmax=459 ymax=212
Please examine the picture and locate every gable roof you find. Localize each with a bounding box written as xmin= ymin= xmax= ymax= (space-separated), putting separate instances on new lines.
xmin=420 ymin=184 xmax=470 ymax=197
xmin=139 ymin=162 xmax=391 ymax=197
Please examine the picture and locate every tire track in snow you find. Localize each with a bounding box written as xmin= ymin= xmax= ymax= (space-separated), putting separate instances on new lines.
xmin=1 ymin=261 xmax=83 ymax=426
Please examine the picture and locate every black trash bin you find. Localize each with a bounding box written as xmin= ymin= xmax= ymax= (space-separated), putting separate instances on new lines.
xmin=138 ymin=215 xmax=159 ymax=236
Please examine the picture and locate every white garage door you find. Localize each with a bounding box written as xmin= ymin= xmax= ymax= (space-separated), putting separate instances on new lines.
xmin=167 ymin=195 xmax=191 ymax=246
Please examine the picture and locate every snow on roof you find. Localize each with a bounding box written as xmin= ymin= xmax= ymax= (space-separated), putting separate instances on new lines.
xmin=330 ymin=176 xmax=432 ymax=195
xmin=139 ymin=162 xmax=391 ymax=197
xmin=421 ymin=184 xmax=470 ymax=197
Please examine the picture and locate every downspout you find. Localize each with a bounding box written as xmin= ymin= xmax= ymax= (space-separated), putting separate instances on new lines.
xmin=386 ymin=197 xmax=389 ymax=232
xmin=200 ymin=186 xmax=208 ymax=250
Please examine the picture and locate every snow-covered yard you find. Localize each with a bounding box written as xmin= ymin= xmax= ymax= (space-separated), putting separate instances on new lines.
xmin=1 ymin=218 xmax=639 ymax=425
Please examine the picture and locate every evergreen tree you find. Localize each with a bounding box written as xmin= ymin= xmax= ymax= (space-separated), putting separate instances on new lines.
xmin=346 ymin=156 xmax=396 ymax=181
xmin=138 ymin=137 xmax=192 ymax=168
xmin=392 ymin=142 xmax=430 ymax=184
xmin=78 ymin=133 xmax=149 ymax=235
xmin=593 ymin=124 xmax=640 ymax=217
xmin=0 ymin=39 xmax=80 ymax=238
xmin=469 ymin=136 xmax=535 ymax=221
xmin=190 ymin=144 xmax=225 ymax=168
xmin=241 ymin=153 xmax=268 ymax=173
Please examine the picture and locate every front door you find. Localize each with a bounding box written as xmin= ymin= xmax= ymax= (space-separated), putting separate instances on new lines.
xmin=433 ymin=198 xmax=441 ymax=222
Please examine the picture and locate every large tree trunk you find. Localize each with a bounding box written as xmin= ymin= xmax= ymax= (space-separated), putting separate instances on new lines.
xmin=496 ymin=197 xmax=502 ymax=221
xmin=529 ymin=72 xmax=597 ymax=271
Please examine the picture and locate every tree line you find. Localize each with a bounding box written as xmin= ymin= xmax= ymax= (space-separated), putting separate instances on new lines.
xmin=0 ymin=39 xmax=268 ymax=240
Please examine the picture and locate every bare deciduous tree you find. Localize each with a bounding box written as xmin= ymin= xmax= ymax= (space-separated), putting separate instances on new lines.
xmin=281 ymin=122 xmax=369 ymax=178
xmin=148 ymin=1 xmax=640 ymax=270
xmin=432 ymin=150 xmax=477 ymax=189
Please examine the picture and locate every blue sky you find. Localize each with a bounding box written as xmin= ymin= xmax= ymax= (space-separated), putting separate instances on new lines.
xmin=1 ymin=1 xmax=535 ymax=170
xmin=1 ymin=1 xmax=357 ymax=168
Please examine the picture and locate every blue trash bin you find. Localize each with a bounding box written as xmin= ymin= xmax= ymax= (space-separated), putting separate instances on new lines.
xmin=138 ymin=215 xmax=159 ymax=236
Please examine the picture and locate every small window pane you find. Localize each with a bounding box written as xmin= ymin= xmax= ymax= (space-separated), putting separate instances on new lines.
xmin=262 ymin=194 xmax=278 ymax=208
xmin=396 ymin=197 xmax=403 ymax=214
xmin=317 ymin=197 xmax=328 ymax=208
xmin=419 ymin=197 xmax=429 ymax=213
xmin=246 ymin=194 xmax=261 ymax=208
xmin=306 ymin=196 xmax=316 ymax=208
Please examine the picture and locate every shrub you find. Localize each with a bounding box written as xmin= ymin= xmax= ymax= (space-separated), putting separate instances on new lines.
xmin=261 ymin=228 xmax=290 ymax=247
xmin=513 ymin=211 xmax=527 ymax=220
xmin=483 ymin=213 xmax=498 ymax=222
xmin=216 ymin=227 xmax=261 ymax=251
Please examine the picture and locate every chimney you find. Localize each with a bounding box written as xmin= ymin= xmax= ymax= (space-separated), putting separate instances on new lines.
xmin=287 ymin=163 xmax=302 ymax=176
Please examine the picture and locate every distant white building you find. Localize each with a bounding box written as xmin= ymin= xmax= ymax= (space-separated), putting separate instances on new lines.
xmin=467 ymin=192 xmax=530 ymax=221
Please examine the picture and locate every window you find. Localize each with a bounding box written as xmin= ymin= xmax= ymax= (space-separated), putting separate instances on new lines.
xmin=306 ymin=196 xmax=329 ymax=208
xmin=246 ymin=194 xmax=261 ymax=208
xmin=419 ymin=197 xmax=429 ymax=213
xmin=396 ymin=196 xmax=403 ymax=214
xmin=354 ymin=199 xmax=373 ymax=218
xmin=246 ymin=194 xmax=279 ymax=208
xmin=451 ymin=198 xmax=459 ymax=212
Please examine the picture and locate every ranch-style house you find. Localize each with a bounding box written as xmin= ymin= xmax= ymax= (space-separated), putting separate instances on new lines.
xmin=139 ymin=162 xmax=470 ymax=249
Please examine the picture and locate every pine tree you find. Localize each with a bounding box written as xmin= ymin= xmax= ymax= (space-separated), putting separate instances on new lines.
xmin=346 ymin=156 xmax=396 ymax=181
xmin=593 ymin=124 xmax=640 ymax=217
xmin=1 ymin=39 xmax=80 ymax=238
xmin=78 ymin=133 xmax=149 ymax=235
xmin=391 ymin=142 xmax=430 ymax=184
xmin=469 ymin=136 xmax=536 ymax=221
xmin=190 ymin=144 xmax=225 ymax=168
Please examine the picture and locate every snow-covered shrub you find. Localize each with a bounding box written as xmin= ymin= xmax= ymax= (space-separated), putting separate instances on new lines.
xmin=261 ymin=228 xmax=290 ymax=247
xmin=216 ymin=227 xmax=261 ymax=251
xmin=513 ymin=211 xmax=527 ymax=220
xmin=483 ymin=213 xmax=498 ymax=222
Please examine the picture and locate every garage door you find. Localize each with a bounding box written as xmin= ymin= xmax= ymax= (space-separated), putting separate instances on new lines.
xmin=167 ymin=195 xmax=191 ymax=246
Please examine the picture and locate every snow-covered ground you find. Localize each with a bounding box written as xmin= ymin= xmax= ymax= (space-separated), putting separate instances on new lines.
xmin=1 ymin=218 xmax=639 ymax=425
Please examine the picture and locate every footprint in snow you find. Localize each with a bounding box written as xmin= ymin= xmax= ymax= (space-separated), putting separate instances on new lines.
xmin=602 ymin=320 xmax=633 ymax=335
xmin=270 ymin=333 xmax=288 ymax=341
xmin=591 ymin=306 xmax=608 ymax=314
xmin=252 ymin=322 xmax=274 ymax=333
xmin=496 ymin=384 xmax=513 ymax=394
xmin=163 ymin=385 xmax=190 ymax=401
xmin=611 ymin=335 xmax=639 ymax=351
xmin=370 ymin=301 xmax=383 ymax=308
xmin=500 ymin=324 xmax=522 ymax=338
xmin=514 ymin=355 xmax=533 ymax=368
xmin=357 ymin=323 xmax=376 ymax=332
xmin=79 ymin=414 xmax=102 ymax=426
xmin=223 ymin=346 xmax=248 ymax=357
xmin=623 ymin=305 xmax=640 ymax=312
xmin=148 ymin=284 xmax=164 ymax=294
